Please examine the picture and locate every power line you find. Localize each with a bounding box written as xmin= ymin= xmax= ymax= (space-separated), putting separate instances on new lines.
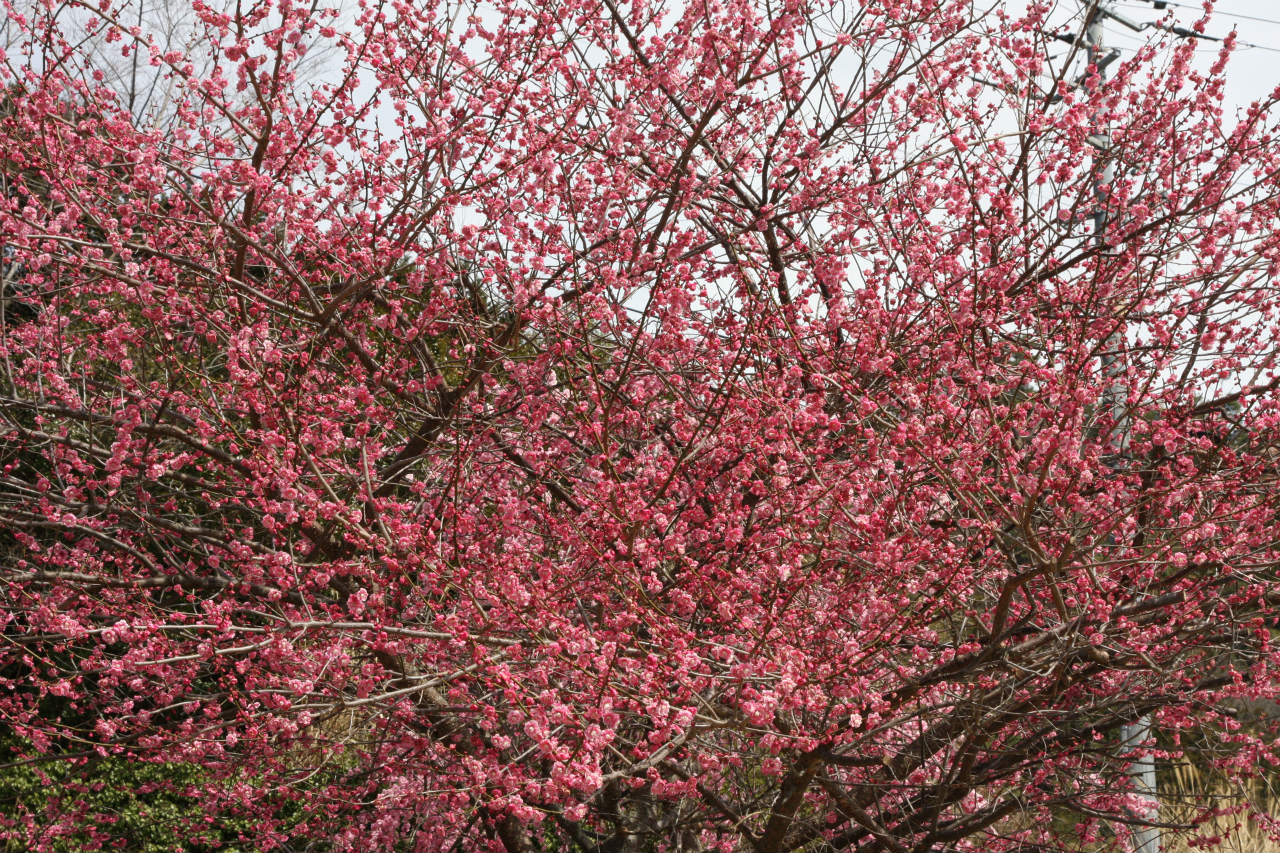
xmin=1108 ymin=42 xmax=1280 ymax=54
xmin=1119 ymin=0 xmax=1280 ymax=28
xmin=1101 ymin=3 xmax=1280 ymax=54
xmin=1106 ymin=28 xmax=1280 ymax=54
xmin=1232 ymin=40 xmax=1280 ymax=53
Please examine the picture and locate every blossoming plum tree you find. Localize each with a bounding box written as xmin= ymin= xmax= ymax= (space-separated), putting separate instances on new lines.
xmin=2 ymin=0 xmax=1280 ymax=850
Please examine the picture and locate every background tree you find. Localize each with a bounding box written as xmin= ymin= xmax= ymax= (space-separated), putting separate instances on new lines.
xmin=2 ymin=0 xmax=1280 ymax=851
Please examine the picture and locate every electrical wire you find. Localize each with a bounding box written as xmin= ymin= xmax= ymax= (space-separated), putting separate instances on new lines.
xmin=1235 ymin=41 xmax=1280 ymax=53
xmin=1119 ymin=0 xmax=1280 ymax=28
xmin=1108 ymin=2 xmax=1280 ymax=53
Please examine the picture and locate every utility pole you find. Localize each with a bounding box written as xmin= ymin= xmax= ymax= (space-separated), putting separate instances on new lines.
xmin=1083 ymin=5 xmax=1161 ymax=853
